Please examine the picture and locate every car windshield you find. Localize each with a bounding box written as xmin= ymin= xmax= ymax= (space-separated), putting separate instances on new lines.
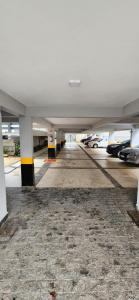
xmin=121 ymin=140 xmax=130 ymax=145
xmin=92 ymin=138 xmax=99 ymax=141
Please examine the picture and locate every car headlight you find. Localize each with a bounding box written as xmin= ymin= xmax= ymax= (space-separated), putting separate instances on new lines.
xmin=127 ymin=153 xmax=136 ymax=159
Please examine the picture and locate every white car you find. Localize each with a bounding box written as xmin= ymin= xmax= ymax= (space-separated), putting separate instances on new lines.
xmin=88 ymin=137 xmax=108 ymax=148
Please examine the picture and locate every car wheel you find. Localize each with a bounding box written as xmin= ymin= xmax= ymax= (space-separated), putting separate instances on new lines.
xmin=93 ymin=143 xmax=98 ymax=148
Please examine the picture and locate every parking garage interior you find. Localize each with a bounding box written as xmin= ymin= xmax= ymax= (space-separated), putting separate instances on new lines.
xmin=0 ymin=1 xmax=139 ymax=299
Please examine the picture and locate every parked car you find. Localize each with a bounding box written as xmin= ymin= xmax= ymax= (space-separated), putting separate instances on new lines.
xmin=84 ymin=136 xmax=99 ymax=146
xmin=80 ymin=135 xmax=93 ymax=144
xmin=88 ymin=137 xmax=108 ymax=148
xmin=119 ymin=147 xmax=139 ymax=164
xmin=106 ymin=140 xmax=130 ymax=157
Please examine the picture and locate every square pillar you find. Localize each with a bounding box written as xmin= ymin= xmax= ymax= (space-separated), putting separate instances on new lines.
xmin=0 ymin=111 xmax=8 ymax=222
xmin=48 ymin=128 xmax=56 ymax=159
xmin=108 ymin=131 xmax=115 ymax=145
xmin=56 ymin=130 xmax=61 ymax=153
xmin=19 ymin=116 xmax=35 ymax=186
xmin=61 ymin=131 xmax=65 ymax=148
xmin=131 ymin=128 xmax=139 ymax=148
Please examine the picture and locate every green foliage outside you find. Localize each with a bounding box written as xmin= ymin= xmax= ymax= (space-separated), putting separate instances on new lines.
xmin=15 ymin=141 xmax=20 ymax=156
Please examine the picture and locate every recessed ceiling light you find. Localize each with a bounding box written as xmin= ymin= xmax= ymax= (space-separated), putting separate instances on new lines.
xmin=68 ymin=80 xmax=81 ymax=87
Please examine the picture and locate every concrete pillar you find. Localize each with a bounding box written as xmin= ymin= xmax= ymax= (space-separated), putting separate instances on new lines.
xmin=19 ymin=116 xmax=35 ymax=186
xmin=0 ymin=111 xmax=8 ymax=223
xmin=108 ymin=131 xmax=115 ymax=144
xmin=136 ymin=180 xmax=139 ymax=211
xmin=61 ymin=131 xmax=65 ymax=148
xmin=48 ymin=128 xmax=56 ymax=159
xmin=63 ymin=133 xmax=66 ymax=145
xmin=131 ymin=128 xmax=139 ymax=148
xmin=56 ymin=130 xmax=61 ymax=153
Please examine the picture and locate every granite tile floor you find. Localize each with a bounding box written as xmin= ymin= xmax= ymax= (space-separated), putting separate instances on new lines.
xmin=0 ymin=188 xmax=139 ymax=299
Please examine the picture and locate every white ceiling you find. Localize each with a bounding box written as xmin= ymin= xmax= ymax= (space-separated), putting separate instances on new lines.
xmin=46 ymin=118 xmax=100 ymax=126
xmin=45 ymin=117 xmax=101 ymax=132
xmin=1 ymin=0 xmax=139 ymax=109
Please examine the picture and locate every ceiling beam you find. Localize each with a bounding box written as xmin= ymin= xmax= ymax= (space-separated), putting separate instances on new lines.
xmin=123 ymin=98 xmax=139 ymax=117
xmin=0 ymin=90 xmax=25 ymax=116
xmin=26 ymin=106 xmax=123 ymax=118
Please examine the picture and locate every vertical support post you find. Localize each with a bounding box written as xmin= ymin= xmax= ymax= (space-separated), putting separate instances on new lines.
xmin=61 ymin=131 xmax=65 ymax=148
xmin=56 ymin=130 xmax=61 ymax=153
xmin=48 ymin=128 xmax=56 ymax=159
xmin=61 ymin=131 xmax=63 ymax=148
xmin=63 ymin=133 xmax=66 ymax=145
xmin=131 ymin=128 xmax=139 ymax=148
xmin=136 ymin=179 xmax=139 ymax=211
xmin=0 ymin=111 xmax=8 ymax=222
xmin=108 ymin=131 xmax=115 ymax=145
xmin=19 ymin=116 xmax=35 ymax=186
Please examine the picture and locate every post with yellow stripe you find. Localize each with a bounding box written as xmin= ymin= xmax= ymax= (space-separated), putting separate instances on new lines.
xmin=19 ymin=116 xmax=35 ymax=186
xmin=48 ymin=128 xmax=56 ymax=159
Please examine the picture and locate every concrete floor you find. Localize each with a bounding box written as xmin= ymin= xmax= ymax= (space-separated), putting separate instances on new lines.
xmin=0 ymin=143 xmax=139 ymax=299
xmin=37 ymin=169 xmax=113 ymax=188
xmin=37 ymin=143 xmax=139 ymax=189
xmin=4 ymin=144 xmax=139 ymax=188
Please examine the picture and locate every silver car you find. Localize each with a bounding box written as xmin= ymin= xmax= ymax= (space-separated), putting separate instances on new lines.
xmin=119 ymin=147 xmax=139 ymax=164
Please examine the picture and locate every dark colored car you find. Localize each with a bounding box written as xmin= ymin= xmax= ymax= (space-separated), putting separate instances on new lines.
xmin=80 ymin=136 xmax=92 ymax=144
xmin=119 ymin=147 xmax=139 ymax=164
xmin=106 ymin=140 xmax=130 ymax=157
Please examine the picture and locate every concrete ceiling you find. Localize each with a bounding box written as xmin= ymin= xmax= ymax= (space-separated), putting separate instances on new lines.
xmin=1 ymin=0 xmax=139 ymax=109
xmin=46 ymin=117 xmax=101 ymax=132
xmin=46 ymin=118 xmax=100 ymax=126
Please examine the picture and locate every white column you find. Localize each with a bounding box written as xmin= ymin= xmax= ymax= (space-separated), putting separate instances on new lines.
xmin=136 ymin=180 xmax=139 ymax=211
xmin=131 ymin=128 xmax=139 ymax=148
xmin=127 ymin=128 xmax=139 ymax=210
xmin=131 ymin=128 xmax=139 ymax=210
xmin=0 ymin=111 xmax=7 ymax=222
xmin=19 ymin=116 xmax=34 ymax=186
xmin=19 ymin=116 xmax=33 ymax=158
xmin=48 ymin=127 xmax=56 ymax=158
xmin=108 ymin=131 xmax=115 ymax=144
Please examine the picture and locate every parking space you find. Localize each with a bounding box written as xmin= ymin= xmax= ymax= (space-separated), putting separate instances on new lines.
xmin=85 ymin=147 xmax=139 ymax=188
xmin=106 ymin=169 xmax=139 ymax=188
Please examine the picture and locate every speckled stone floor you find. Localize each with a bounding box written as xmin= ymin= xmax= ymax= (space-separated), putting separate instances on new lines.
xmin=0 ymin=187 xmax=139 ymax=300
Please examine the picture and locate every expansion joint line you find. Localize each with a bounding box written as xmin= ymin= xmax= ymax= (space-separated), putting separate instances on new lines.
xmin=79 ymin=145 xmax=122 ymax=188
